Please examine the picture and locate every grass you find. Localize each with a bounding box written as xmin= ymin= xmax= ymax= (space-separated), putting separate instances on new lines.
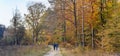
xmin=0 ymin=45 xmax=50 ymax=56
xmin=60 ymin=47 xmax=120 ymax=56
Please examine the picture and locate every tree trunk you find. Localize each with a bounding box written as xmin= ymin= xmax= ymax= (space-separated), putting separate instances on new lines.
xmin=91 ymin=27 xmax=94 ymax=49
xmin=61 ymin=0 xmax=66 ymax=42
xmin=73 ymin=0 xmax=78 ymax=46
xmin=81 ymin=0 xmax=85 ymax=47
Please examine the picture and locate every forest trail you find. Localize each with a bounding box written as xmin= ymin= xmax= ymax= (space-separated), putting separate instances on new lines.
xmin=44 ymin=46 xmax=63 ymax=56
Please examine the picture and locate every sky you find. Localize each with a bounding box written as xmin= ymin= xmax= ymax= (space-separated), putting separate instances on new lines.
xmin=0 ymin=0 xmax=50 ymax=27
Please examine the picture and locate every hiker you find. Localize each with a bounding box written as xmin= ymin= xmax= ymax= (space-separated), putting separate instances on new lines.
xmin=53 ymin=43 xmax=59 ymax=50
xmin=56 ymin=44 xmax=59 ymax=50
xmin=53 ymin=43 xmax=56 ymax=50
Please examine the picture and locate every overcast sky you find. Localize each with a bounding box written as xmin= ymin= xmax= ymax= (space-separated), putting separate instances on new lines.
xmin=0 ymin=0 xmax=50 ymax=27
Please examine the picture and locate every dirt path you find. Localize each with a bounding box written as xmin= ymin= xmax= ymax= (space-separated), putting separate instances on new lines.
xmin=44 ymin=46 xmax=63 ymax=56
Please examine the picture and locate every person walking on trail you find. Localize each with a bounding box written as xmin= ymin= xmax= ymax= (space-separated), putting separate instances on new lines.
xmin=53 ymin=43 xmax=59 ymax=51
xmin=53 ymin=43 xmax=56 ymax=50
xmin=56 ymin=44 xmax=59 ymax=50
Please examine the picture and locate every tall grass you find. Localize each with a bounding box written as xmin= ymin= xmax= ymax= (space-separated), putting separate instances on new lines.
xmin=60 ymin=47 xmax=120 ymax=56
xmin=0 ymin=45 xmax=50 ymax=56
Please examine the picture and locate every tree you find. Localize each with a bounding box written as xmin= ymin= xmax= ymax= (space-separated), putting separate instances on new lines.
xmin=47 ymin=0 xmax=120 ymax=53
xmin=16 ymin=25 xmax=25 ymax=45
xmin=11 ymin=8 xmax=23 ymax=45
xmin=98 ymin=0 xmax=120 ymax=52
xmin=25 ymin=2 xmax=46 ymax=44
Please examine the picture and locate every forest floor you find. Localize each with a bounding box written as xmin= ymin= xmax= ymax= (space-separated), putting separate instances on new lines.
xmin=60 ymin=47 xmax=120 ymax=56
xmin=0 ymin=45 xmax=119 ymax=56
xmin=44 ymin=45 xmax=63 ymax=56
xmin=0 ymin=45 xmax=50 ymax=56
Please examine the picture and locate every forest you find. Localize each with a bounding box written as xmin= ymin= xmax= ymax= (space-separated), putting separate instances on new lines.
xmin=0 ymin=0 xmax=120 ymax=56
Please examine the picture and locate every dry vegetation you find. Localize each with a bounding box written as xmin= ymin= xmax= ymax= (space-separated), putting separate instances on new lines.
xmin=0 ymin=45 xmax=50 ymax=56
xmin=60 ymin=47 xmax=120 ymax=56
